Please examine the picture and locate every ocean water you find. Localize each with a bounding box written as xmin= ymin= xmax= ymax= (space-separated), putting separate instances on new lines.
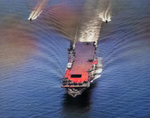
xmin=0 ymin=0 xmax=150 ymax=118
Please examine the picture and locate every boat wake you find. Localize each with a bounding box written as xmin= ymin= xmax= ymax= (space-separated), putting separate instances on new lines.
xmin=28 ymin=0 xmax=48 ymax=21
xmin=76 ymin=0 xmax=112 ymax=43
xmin=99 ymin=0 xmax=112 ymax=23
xmin=27 ymin=0 xmax=112 ymax=43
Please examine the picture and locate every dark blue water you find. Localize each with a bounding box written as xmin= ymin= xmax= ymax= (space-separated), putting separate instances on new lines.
xmin=0 ymin=0 xmax=150 ymax=117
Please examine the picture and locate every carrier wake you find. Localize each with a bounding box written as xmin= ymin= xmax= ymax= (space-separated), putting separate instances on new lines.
xmin=27 ymin=0 xmax=112 ymax=97
xmin=62 ymin=0 xmax=111 ymax=97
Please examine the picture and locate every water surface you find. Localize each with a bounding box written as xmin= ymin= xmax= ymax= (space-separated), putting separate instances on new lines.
xmin=0 ymin=0 xmax=150 ymax=117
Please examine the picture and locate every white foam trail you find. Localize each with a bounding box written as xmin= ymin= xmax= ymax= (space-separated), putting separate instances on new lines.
xmin=91 ymin=75 xmax=101 ymax=82
xmin=31 ymin=0 xmax=47 ymax=20
xmin=95 ymin=68 xmax=103 ymax=74
xmin=77 ymin=0 xmax=112 ymax=42
xmin=99 ymin=0 xmax=111 ymax=22
xmin=97 ymin=57 xmax=102 ymax=68
xmin=28 ymin=0 xmax=48 ymax=20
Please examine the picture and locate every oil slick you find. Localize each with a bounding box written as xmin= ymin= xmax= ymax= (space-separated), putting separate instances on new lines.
xmin=99 ymin=0 xmax=112 ymax=23
xmin=28 ymin=0 xmax=48 ymax=21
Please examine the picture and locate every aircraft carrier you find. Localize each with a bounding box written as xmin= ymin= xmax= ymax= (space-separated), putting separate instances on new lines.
xmin=27 ymin=0 xmax=111 ymax=97
xmin=62 ymin=41 xmax=102 ymax=97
